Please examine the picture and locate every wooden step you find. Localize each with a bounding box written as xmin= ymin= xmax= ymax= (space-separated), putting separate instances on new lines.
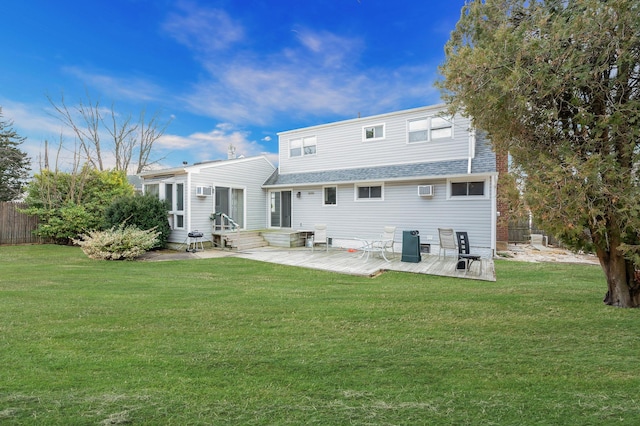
xmin=222 ymin=231 xmax=269 ymax=251
xmin=261 ymin=231 xmax=307 ymax=248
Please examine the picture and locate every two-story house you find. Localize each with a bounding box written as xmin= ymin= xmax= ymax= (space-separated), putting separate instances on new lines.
xmin=141 ymin=104 xmax=503 ymax=257
xmin=263 ymin=104 xmax=499 ymax=258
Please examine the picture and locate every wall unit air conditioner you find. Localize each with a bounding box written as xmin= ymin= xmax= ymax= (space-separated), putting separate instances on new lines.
xmin=196 ymin=186 xmax=212 ymax=197
xmin=417 ymin=185 xmax=433 ymax=197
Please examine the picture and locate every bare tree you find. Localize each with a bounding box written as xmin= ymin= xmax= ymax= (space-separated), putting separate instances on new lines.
xmin=49 ymin=92 xmax=104 ymax=170
xmin=135 ymin=108 xmax=170 ymax=173
xmin=48 ymin=92 xmax=171 ymax=173
xmin=105 ymin=105 xmax=136 ymax=172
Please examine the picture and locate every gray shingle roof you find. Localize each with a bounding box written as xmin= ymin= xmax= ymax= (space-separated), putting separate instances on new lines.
xmin=264 ymin=135 xmax=497 ymax=187
xmin=471 ymin=132 xmax=497 ymax=174
xmin=264 ymin=160 xmax=469 ymax=187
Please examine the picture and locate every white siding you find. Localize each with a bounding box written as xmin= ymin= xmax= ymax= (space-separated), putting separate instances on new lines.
xmin=278 ymin=105 xmax=472 ymax=175
xmin=142 ymin=156 xmax=275 ymax=244
xmin=188 ymin=157 xmax=275 ymax=238
xmin=290 ymin=178 xmax=494 ymax=258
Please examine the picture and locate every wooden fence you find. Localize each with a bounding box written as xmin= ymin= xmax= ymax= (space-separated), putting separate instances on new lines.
xmin=0 ymin=202 xmax=44 ymax=245
xmin=508 ymin=218 xmax=558 ymax=246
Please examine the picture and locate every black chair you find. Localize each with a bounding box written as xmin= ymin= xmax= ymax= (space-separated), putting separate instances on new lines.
xmin=455 ymin=232 xmax=481 ymax=275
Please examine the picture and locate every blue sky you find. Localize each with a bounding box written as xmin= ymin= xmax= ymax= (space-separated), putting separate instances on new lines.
xmin=1 ymin=0 xmax=465 ymax=172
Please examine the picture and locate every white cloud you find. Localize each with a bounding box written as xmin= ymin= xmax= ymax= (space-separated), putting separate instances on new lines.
xmin=61 ymin=67 xmax=164 ymax=103
xmin=176 ymin=22 xmax=440 ymax=125
xmin=183 ymin=65 xmax=361 ymax=124
xmin=2 ymin=100 xmax=66 ymax=137
xmin=157 ymin=123 xmax=266 ymax=161
xmin=292 ymin=28 xmax=364 ymax=69
xmin=162 ymin=2 xmax=244 ymax=52
xmin=0 ymin=99 xmax=75 ymax=171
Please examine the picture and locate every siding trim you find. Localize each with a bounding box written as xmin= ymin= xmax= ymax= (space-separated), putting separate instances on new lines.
xmin=264 ymin=172 xmax=498 ymax=189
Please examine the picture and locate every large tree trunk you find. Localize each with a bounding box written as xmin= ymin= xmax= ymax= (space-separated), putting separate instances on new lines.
xmin=598 ymin=248 xmax=640 ymax=308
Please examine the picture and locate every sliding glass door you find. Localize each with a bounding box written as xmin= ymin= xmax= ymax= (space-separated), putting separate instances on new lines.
xmin=214 ymin=186 xmax=244 ymax=228
xmin=270 ymin=191 xmax=291 ymax=228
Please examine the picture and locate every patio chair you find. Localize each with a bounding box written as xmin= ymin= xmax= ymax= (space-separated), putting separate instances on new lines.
xmin=456 ymin=231 xmax=482 ymax=275
xmin=311 ymin=224 xmax=329 ymax=253
xmin=378 ymin=226 xmax=397 ymax=258
xmin=359 ymin=226 xmax=397 ymax=262
xmin=438 ymin=228 xmax=457 ymax=258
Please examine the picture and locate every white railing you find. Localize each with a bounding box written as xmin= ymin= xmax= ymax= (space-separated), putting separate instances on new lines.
xmin=210 ymin=212 xmax=241 ymax=250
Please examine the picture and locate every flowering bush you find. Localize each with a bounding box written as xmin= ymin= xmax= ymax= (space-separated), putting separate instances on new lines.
xmin=74 ymin=225 xmax=159 ymax=260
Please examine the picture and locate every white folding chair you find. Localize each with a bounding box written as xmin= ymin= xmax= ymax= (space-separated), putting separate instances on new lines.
xmin=438 ymin=228 xmax=457 ymax=258
xmin=378 ymin=226 xmax=396 ymax=258
xmin=311 ymin=224 xmax=329 ymax=252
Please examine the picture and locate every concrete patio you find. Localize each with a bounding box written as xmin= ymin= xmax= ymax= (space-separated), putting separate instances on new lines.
xmin=160 ymin=246 xmax=496 ymax=281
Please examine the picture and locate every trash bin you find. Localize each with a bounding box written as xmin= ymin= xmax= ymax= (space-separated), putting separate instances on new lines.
xmin=401 ymin=230 xmax=421 ymax=263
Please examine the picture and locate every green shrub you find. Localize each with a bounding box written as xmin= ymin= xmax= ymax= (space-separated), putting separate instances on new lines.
xmin=74 ymin=225 xmax=159 ymax=260
xmin=23 ymin=168 xmax=134 ymax=244
xmin=104 ymin=194 xmax=171 ymax=248
xmin=35 ymin=203 xmax=95 ymax=244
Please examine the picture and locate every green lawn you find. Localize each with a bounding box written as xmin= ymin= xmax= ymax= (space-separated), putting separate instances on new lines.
xmin=0 ymin=245 xmax=638 ymax=425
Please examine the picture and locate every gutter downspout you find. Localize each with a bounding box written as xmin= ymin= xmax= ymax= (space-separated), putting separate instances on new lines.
xmin=468 ymin=128 xmax=476 ymax=174
xmin=186 ymin=171 xmax=192 ymax=234
xmin=491 ymin=174 xmax=498 ymax=257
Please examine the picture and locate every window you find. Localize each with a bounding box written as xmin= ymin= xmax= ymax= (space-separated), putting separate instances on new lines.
xmin=363 ymin=124 xmax=385 ymax=141
xmin=450 ymin=181 xmax=485 ymax=197
xmin=175 ymin=183 xmax=184 ymax=228
xmin=407 ymin=116 xmax=454 ymax=143
xmin=165 ymin=183 xmax=173 ymax=207
xmin=303 ymin=137 xmax=317 ymax=155
xmin=176 ymin=183 xmax=184 ymax=210
xmin=165 ymin=181 xmax=185 ymax=229
xmin=408 ymin=118 xmax=428 ymax=143
xmin=431 ymin=116 xmax=453 ymax=139
xmin=144 ymin=183 xmax=159 ymax=197
xmin=323 ymin=186 xmax=337 ymax=205
xmin=289 ymin=136 xmax=316 ymax=157
xmin=289 ymin=138 xmax=302 ymax=157
xmin=356 ymin=185 xmax=383 ymax=200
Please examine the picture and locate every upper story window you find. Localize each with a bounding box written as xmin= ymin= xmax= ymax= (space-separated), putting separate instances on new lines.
xmin=408 ymin=118 xmax=428 ymax=143
xmin=289 ymin=136 xmax=317 ymax=157
xmin=362 ymin=124 xmax=385 ymax=141
xmin=407 ymin=116 xmax=454 ymax=143
xmin=323 ymin=186 xmax=337 ymax=206
xmin=431 ymin=117 xmax=453 ymax=139
xmin=356 ymin=184 xmax=383 ymax=200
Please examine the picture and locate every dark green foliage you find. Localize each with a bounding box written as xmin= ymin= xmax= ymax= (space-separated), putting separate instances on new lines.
xmin=438 ymin=0 xmax=640 ymax=307
xmin=0 ymin=108 xmax=30 ymax=201
xmin=23 ymin=168 xmax=133 ymax=244
xmin=104 ymin=194 xmax=170 ymax=248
